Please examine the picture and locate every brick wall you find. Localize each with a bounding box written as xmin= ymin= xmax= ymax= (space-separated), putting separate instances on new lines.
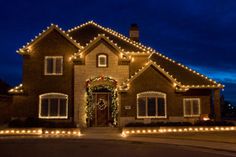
xmin=120 ymin=65 xmax=212 ymax=126
xmin=74 ymin=41 xmax=129 ymax=127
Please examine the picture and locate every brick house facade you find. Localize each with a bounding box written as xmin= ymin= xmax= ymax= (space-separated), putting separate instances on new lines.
xmin=8 ymin=21 xmax=223 ymax=127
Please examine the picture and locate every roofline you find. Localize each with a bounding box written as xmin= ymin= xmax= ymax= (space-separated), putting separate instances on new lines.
xmin=149 ymin=53 xmax=224 ymax=88
xmin=78 ymin=34 xmax=129 ymax=58
xmin=120 ymin=60 xmax=224 ymax=91
xmin=17 ymin=24 xmax=83 ymax=55
xmin=120 ymin=60 xmax=182 ymax=89
xmin=67 ymin=20 xmax=154 ymax=53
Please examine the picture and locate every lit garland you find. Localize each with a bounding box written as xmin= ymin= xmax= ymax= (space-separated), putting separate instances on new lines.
xmin=86 ymin=76 xmax=118 ymax=125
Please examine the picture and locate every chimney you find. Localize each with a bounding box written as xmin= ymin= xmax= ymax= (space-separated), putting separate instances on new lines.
xmin=129 ymin=23 xmax=139 ymax=42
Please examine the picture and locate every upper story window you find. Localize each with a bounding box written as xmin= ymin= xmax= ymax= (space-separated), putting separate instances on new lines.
xmin=44 ymin=56 xmax=63 ymax=75
xmin=39 ymin=93 xmax=68 ymax=119
xmin=97 ymin=54 xmax=108 ymax=67
xmin=183 ymin=98 xmax=201 ymax=117
xmin=137 ymin=91 xmax=167 ymax=118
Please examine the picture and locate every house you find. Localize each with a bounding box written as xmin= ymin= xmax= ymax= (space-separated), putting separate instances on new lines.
xmin=8 ymin=21 xmax=224 ymax=127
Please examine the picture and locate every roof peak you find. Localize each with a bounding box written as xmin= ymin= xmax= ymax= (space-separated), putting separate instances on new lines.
xmin=17 ymin=24 xmax=83 ymax=55
xmin=67 ymin=20 xmax=155 ymax=53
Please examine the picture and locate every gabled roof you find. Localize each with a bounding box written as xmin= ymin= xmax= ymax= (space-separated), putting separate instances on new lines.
xmin=120 ymin=58 xmax=224 ymax=92
xmin=149 ymin=53 xmax=224 ymax=88
xmin=67 ymin=21 xmax=153 ymax=53
xmin=78 ymin=34 xmax=129 ymax=58
xmin=16 ymin=21 xmax=223 ymax=90
xmin=120 ymin=60 xmax=182 ymax=91
xmin=17 ymin=24 xmax=83 ymax=55
xmin=65 ymin=21 xmax=224 ymax=89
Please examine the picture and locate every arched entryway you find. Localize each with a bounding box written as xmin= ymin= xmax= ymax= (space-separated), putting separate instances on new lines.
xmin=86 ymin=76 xmax=118 ymax=127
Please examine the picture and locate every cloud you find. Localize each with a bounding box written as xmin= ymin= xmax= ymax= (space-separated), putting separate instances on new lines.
xmin=188 ymin=65 xmax=236 ymax=84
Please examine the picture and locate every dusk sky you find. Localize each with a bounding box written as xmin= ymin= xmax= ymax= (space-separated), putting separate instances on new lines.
xmin=0 ymin=0 xmax=236 ymax=104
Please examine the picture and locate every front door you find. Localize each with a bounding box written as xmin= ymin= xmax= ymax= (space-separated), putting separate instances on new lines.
xmin=93 ymin=92 xmax=111 ymax=127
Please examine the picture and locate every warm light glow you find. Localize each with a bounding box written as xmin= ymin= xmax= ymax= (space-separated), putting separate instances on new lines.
xmin=121 ymin=126 xmax=235 ymax=136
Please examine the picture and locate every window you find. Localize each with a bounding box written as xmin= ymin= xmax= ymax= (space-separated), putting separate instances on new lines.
xmin=44 ymin=56 xmax=63 ymax=75
xmin=97 ymin=54 xmax=108 ymax=67
xmin=39 ymin=93 xmax=68 ymax=119
xmin=183 ymin=98 xmax=201 ymax=117
xmin=137 ymin=91 xmax=167 ymax=118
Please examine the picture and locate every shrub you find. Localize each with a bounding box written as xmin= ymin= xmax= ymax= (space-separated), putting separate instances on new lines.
xmin=125 ymin=122 xmax=192 ymax=127
xmin=125 ymin=121 xmax=235 ymax=127
xmin=8 ymin=117 xmax=77 ymax=128
xmin=194 ymin=120 xmax=235 ymax=126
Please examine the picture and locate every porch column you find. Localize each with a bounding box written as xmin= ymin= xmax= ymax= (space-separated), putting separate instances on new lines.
xmin=213 ymin=89 xmax=221 ymax=121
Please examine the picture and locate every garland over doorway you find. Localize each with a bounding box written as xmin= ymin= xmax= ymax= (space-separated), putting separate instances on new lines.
xmin=86 ymin=76 xmax=118 ymax=126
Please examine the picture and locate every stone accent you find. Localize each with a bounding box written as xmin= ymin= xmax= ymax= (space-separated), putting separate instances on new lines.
xmin=74 ymin=42 xmax=129 ymax=127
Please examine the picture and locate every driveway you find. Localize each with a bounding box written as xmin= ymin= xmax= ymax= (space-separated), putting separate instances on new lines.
xmin=0 ymin=138 xmax=235 ymax=157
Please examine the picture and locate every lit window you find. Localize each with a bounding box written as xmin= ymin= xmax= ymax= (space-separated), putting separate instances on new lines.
xmin=137 ymin=91 xmax=167 ymax=118
xmin=39 ymin=93 xmax=68 ymax=119
xmin=183 ymin=98 xmax=201 ymax=117
xmin=97 ymin=54 xmax=107 ymax=67
xmin=45 ymin=56 xmax=63 ymax=75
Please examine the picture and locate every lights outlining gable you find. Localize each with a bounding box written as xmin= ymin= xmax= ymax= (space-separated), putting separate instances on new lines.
xmin=120 ymin=60 xmax=182 ymax=91
xmin=69 ymin=34 xmax=131 ymax=63
xmin=67 ymin=21 xmax=224 ymax=88
xmin=17 ymin=24 xmax=83 ymax=55
xmin=120 ymin=60 xmax=224 ymax=92
xmin=68 ymin=21 xmax=152 ymax=53
xmin=15 ymin=21 xmax=224 ymax=90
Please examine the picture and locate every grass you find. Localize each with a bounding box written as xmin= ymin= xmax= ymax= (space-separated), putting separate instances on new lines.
xmin=131 ymin=131 xmax=236 ymax=144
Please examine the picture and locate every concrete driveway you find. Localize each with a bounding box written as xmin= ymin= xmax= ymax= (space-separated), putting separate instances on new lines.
xmin=0 ymin=138 xmax=236 ymax=157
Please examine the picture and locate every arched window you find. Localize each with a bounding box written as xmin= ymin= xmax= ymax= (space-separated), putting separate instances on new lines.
xmin=137 ymin=91 xmax=167 ymax=118
xmin=97 ymin=54 xmax=108 ymax=67
xmin=39 ymin=93 xmax=68 ymax=119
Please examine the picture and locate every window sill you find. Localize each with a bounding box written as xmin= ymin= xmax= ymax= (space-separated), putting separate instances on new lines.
xmin=184 ymin=115 xmax=200 ymax=118
xmin=137 ymin=116 xmax=167 ymax=119
xmin=44 ymin=73 xmax=63 ymax=76
xmin=39 ymin=116 xmax=68 ymax=119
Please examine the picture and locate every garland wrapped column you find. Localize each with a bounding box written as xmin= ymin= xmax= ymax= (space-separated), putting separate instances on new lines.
xmin=86 ymin=76 xmax=118 ymax=125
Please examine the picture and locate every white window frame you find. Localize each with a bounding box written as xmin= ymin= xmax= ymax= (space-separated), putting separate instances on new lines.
xmin=97 ymin=54 xmax=107 ymax=67
xmin=137 ymin=91 xmax=167 ymax=119
xmin=39 ymin=93 xmax=68 ymax=119
xmin=44 ymin=56 xmax=63 ymax=75
xmin=183 ymin=98 xmax=201 ymax=117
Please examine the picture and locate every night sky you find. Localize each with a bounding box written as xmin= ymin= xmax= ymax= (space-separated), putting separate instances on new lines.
xmin=0 ymin=0 xmax=236 ymax=104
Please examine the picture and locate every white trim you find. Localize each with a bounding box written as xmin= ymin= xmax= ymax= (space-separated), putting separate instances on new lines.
xmin=98 ymin=54 xmax=107 ymax=67
xmin=39 ymin=93 xmax=68 ymax=119
xmin=137 ymin=91 xmax=167 ymax=119
xmin=44 ymin=56 xmax=63 ymax=75
xmin=183 ymin=98 xmax=201 ymax=117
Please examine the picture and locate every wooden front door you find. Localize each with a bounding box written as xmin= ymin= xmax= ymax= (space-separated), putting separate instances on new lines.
xmin=94 ymin=92 xmax=110 ymax=127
